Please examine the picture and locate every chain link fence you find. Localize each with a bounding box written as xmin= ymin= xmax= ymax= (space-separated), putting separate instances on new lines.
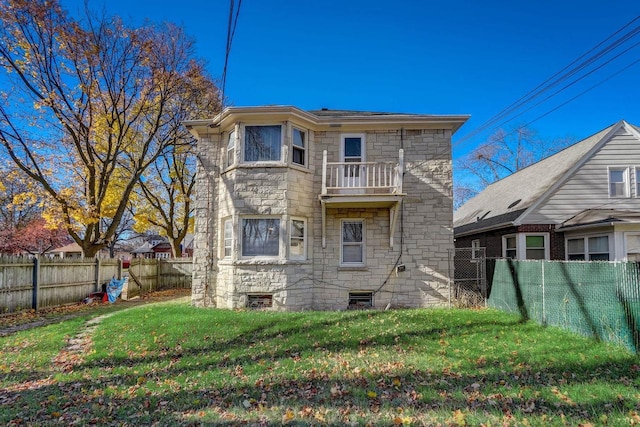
xmin=449 ymin=248 xmax=487 ymax=307
xmin=489 ymin=259 xmax=640 ymax=353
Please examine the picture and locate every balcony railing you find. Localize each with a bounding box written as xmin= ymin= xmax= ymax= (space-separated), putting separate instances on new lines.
xmin=321 ymin=149 xmax=404 ymax=195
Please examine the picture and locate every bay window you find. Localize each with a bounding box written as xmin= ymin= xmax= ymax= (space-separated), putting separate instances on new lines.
xmin=241 ymin=218 xmax=280 ymax=257
xmin=244 ymin=125 xmax=282 ymax=162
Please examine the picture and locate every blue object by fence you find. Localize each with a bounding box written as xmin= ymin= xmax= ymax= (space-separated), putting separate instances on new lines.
xmin=106 ymin=277 xmax=126 ymax=303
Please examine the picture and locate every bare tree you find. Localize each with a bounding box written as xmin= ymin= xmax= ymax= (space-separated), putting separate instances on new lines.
xmin=455 ymin=125 xmax=574 ymax=208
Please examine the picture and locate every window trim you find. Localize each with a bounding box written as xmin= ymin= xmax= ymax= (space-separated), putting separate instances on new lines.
xmin=502 ymin=234 xmax=517 ymax=259
xmin=289 ymin=217 xmax=307 ymax=260
xmin=471 ymin=239 xmax=481 ymax=260
xmin=608 ymin=166 xmax=630 ymax=198
xmin=523 ymin=233 xmax=549 ymax=260
xmin=635 ymin=166 xmax=640 ymax=198
xmin=340 ymin=133 xmax=366 ymax=163
xmin=340 ymin=219 xmax=365 ymax=266
xmin=291 ymin=127 xmax=307 ymax=167
xmin=240 ymin=216 xmax=282 ymax=258
xmin=226 ymin=129 xmax=236 ymax=168
xmin=222 ymin=218 xmax=233 ymax=259
xmin=565 ymin=234 xmax=611 ymax=261
xmin=242 ymin=124 xmax=284 ymax=163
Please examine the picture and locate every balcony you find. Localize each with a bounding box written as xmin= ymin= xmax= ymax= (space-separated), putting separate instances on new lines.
xmin=319 ymin=149 xmax=405 ymax=248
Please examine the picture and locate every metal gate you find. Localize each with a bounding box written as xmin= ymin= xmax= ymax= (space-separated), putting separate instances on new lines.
xmin=448 ymin=247 xmax=487 ymax=307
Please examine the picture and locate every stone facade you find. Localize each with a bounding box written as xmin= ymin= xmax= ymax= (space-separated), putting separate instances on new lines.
xmin=186 ymin=106 xmax=468 ymax=310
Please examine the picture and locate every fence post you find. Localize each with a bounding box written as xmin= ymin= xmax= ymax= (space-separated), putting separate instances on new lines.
xmin=95 ymin=257 xmax=101 ymax=293
xmin=541 ymin=261 xmax=546 ymax=325
xmin=32 ymin=257 xmax=40 ymax=311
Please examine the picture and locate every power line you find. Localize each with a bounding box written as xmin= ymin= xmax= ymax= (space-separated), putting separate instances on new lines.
xmin=220 ymin=0 xmax=242 ymax=109
xmin=454 ymin=15 xmax=640 ymax=148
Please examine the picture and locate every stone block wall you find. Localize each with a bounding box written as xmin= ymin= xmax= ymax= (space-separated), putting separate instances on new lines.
xmin=191 ymin=120 xmax=455 ymax=310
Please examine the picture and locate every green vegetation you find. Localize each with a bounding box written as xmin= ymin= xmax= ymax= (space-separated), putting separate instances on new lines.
xmin=1 ymin=301 xmax=639 ymax=426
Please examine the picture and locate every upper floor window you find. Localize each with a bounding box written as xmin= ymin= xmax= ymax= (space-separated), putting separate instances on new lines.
xmin=244 ymin=125 xmax=282 ymax=162
xmin=241 ymin=218 xmax=280 ymax=257
xmin=226 ymin=130 xmax=236 ymax=167
xmin=292 ymin=128 xmax=306 ymax=166
xmin=635 ymin=167 xmax=640 ymax=197
xmin=341 ymin=219 xmax=364 ymax=266
xmin=608 ymin=167 xmax=629 ymax=198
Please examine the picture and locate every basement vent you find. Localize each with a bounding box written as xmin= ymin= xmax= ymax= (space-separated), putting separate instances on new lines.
xmin=247 ymin=294 xmax=273 ymax=309
xmin=348 ymin=292 xmax=373 ymax=310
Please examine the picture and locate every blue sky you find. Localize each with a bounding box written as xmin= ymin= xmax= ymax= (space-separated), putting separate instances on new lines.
xmin=65 ymin=1 xmax=639 ymax=159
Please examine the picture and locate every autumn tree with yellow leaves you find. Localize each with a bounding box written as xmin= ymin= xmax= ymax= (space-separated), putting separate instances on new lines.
xmin=0 ymin=0 xmax=219 ymax=257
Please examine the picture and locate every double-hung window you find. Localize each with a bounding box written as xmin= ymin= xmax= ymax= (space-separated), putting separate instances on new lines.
xmin=588 ymin=236 xmax=609 ymax=260
xmin=341 ymin=220 xmax=364 ymax=265
xmin=289 ymin=218 xmax=306 ymax=260
xmin=292 ymin=128 xmax=306 ymax=166
xmin=525 ymin=235 xmax=546 ymax=260
xmin=503 ymin=235 xmax=517 ymax=259
xmin=226 ymin=130 xmax=236 ymax=167
xmin=244 ymin=125 xmax=282 ymax=162
xmin=635 ymin=167 xmax=640 ymax=197
xmin=223 ymin=219 xmax=233 ymax=258
xmin=241 ymin=218 xmax=280 ymax=257
xmin=608 ymin=167 xmax=629 ymax=198
xmin=566 ymin=236 xmax=610 ymax=261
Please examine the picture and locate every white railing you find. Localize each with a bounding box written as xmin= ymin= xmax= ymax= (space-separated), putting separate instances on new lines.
xmin=321 ymin=149 xmax=404 ymax=195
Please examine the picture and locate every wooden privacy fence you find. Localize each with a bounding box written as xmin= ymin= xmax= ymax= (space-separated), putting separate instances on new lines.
xmin=0 ymin=257 xmax=192 ymax=314
xmin=117 ymin=258 xmax=193 ymax=299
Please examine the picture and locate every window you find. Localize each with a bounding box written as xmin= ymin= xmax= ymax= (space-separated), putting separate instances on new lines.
xmin=289 ymin=218 xmax=306 ymax=260
xmin=341 ymin=220 xmax=364 ymax=265
xmin=241 ymin=218 xmax=280 ymax=257
xmin=608 ymin=167 xmax=629 ymax=198
xmin=341 ymin=134 xmax=365 ymax=181
xmin=636 ymin=167 xmax=640 ymax=197
xmin=348 ymin=292 xmax=373 ymax=309
xmin=503 ymin=235 xmax=517 ymax=259
xmin=226 ymin=130 xmax=236 ymax=167
xmin=223 ymin=219 xmax=233 ymax=258
xmin=626 ymin=234 xmax=640 ymax=261
xmin=566 ymin=236 xmax=610 ymax=261
xmin=244 ymin=125 xmax=282 ymax=162
xmin=567 ymin=238 xmax=585 ymax=260
xmin=525 ymin=235 xmax=546 ymax=260
xmin=292 ymin=128 xmax=306 ymax=166
xmin=471 ymin=239 xmax=481 ymax=259
xmin=588 ymin=236 xmax=609 ymax=261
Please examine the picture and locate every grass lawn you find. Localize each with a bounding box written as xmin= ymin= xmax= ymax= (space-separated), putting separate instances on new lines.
xmin=1 ymin=300 xmax=639 ymax=426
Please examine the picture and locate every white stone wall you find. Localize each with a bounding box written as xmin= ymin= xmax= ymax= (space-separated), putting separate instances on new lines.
xmin=191 ymin=123 xmax=454 ymax=310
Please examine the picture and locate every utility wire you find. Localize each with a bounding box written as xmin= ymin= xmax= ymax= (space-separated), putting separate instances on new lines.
xmin=454 ymin=15 xmax=640 ymax=148
xmin=220 ymin=0 xmax=242 ymax=109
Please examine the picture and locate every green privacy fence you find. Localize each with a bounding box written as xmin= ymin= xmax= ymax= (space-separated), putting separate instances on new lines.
xmin=488 ymin=259 xmax=640 ymax=353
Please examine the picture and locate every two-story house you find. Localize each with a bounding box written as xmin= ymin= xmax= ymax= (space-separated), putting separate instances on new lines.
xmin=185 ymin=106 xmax=469 ymax=310
xmin=454 ymin=120 xmax=640 ymax=262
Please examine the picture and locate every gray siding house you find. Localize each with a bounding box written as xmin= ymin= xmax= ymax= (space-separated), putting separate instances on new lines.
xmin=185 ymin=106 xmax=468 ymax=310
xmin=454 ymin=120 xmax=640 ymax=262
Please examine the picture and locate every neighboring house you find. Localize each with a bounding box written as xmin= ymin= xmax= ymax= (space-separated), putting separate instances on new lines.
xmin=48 ymin=242 xmax=83 ymax=259
xmin=454 ymin=120 xmax=640 ymax=262
xmin=185 ymin=105 xmax=469 ymax=310
xmin=131 ymin=242 xmax=155 ymax=259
